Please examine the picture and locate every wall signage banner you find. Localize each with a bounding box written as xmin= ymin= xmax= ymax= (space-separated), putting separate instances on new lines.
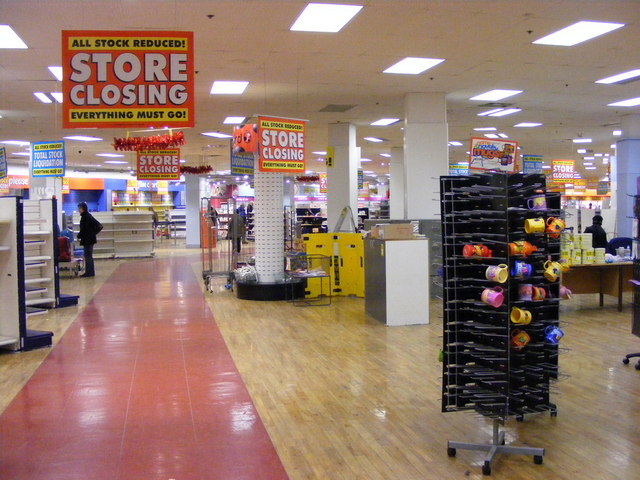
xmin=230 ymin=141 xmax=255 ymax=176
xmin=156 ymin=180 xmax=169 ymax=195
xmin=257 ymin=116 xmax=306 ymax=173
xmin=325 ymin=147 xmax=334 ymax=167
xmin=137 ymin=149 xmax=180 ymax=180
xmin=62 ymin=30 xmax=195 ymax=129
xmin=573 ymin=179 xmax=586 ymax=192
xmin=31 ymin=141 xmax=66 ymax=177
xmin=449 ymin=164 xmax=469 ymax=176
xmin=522 ymin=154 xmax=543 ymax=174
xmin=0 ymin=177 xmax=9 ymax=195
xmin=319 ymin=173 xmax=327 ymax=193
xmin=0 ymin=147 xmax=6 ymax=180
xmin=62 ymin=177 xmax=70 ymax=194
xmin=551 ymin=159 xmax=575 ymax=185
xmin=469 ymin=137 xmax=518 ymax=173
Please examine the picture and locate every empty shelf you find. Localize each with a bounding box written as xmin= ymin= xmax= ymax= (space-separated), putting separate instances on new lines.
xmin=25 ymin=297 xmax=56 ymax=307
xmin=26 ymin=307 xmax=47 ymax=317
xmin=25 ymin=262 xmax=47 ymax=269
xmin=24 ymin=256 xmax=52 ymax=262
xmin=0 ymin=336 xmax=18 ymax=347
xmin=25 ymin=277 xmax=52 ymax=285
xmin=0 ymin=246 xmax=10 ymax=252
xmin=114 ymin=239 xmax=154 ymax=243
xmin=26 ymin=287 xmax=48 ymax=295
xmin=24 ymin=230 xmax=51 ymax=236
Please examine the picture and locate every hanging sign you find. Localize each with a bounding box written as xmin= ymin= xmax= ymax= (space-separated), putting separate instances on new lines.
xmin=325 ymin=147 xmax=334 ymax=168
xmin=551 ymin=159 xmax=575 ymax=185
xmin=61 ymin=30 xmax=195 ymax=129
xmin=0 ymin=177 xmax=9 ymax=195
xmin=230 ymin=136 xmax=255 ymax=176
xmin=358 ymin=169 xmax=364 ymax=189
xmin=522 ymin=154 xmax=543 ymax=174
xmin=257 ymin=116 xmax=306 ymax=173
xmin=469 ymin=137 xmax=518 ymax=173
xmin=449 ymin=164 xmax=469 ymax=176
xmin=31 ymin=141 xmax=66 ymax=177
xmin=319 ymin=173 xmax=327 ymax=193
xmin=573 ymin=179 xmax=587 ymax=192
xmin=137 ymin=149 xmax=180 ymax=180
xmin=126 ymin=179 xmax=138 ymax=192
xmin=62 ymin=177 xmax=70 ymax=194
xmin=156 ymin=180 xmax=169 ymax=195
xmin=597 ymin=181 xmax=610 ymax=195
xmin=0 ymin=147 xmax=6 ymax=180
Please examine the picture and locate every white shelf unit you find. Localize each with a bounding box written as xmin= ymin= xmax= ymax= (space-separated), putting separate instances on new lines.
xmin=113 ymin=211 xmax=155 ymax=257
xmin=23 ymin=199 xmax=58 ymax=311
xmin=167 ymin=209 xmax=186 ymax=238
xmin=72 ymin=212 xmax=116 ymax=259
xmin=0 ymin=197 xmax=22 ymax=350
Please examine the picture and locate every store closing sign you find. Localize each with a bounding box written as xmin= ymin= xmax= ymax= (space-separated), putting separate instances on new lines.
xmin=62 ymin=30 xmax=194 ymax=129
xmin=258 ymin=116 xmax=306 ymax=173
xmin=31 ymin=141 xmax=66 ymax=177
xmin=551 ymin=159 xmax=575 ymax=185
xmin=137 ymin=149 xmax=180 ymax=180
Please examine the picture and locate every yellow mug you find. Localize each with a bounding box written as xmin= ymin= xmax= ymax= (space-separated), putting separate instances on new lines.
xmin=524 ymin=217 xmax=545 ymax=234
xmin=543 ymin=260 xmax=562 ymax=282
xmin=511 ymin=307 xmax=532 ymax=325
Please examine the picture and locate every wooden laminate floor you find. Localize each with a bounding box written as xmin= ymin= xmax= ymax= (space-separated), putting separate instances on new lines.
xmin=1 ymin=246 xmax=639 ymax=479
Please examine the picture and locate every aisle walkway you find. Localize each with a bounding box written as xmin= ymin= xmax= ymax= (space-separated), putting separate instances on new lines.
xmin=0 ymin=256 xmax=288 ymax=480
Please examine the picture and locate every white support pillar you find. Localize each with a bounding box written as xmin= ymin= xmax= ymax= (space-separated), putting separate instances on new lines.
xmin=254 ymin=171 xmax=284 ymax=282
xmin=615 ymin=114 xmax=640 ymax=238
xmin=185 ymin=173 xmax=200 ymax=248
xmin=403 ymin=93 xmax=448 ymax=219
xmin=389 ymin=146 xmax=405 ymax=219
xmin=327 ymin=123 xmax=358 ymax=230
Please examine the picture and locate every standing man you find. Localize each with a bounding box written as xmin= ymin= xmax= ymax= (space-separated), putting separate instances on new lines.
xmin=77 ymin=202 xmax=102 ymax=278
xmin=584 ymin=214 xmax=608 ymax=249
xmin=227 ymin=209 xmax=246 ymax=253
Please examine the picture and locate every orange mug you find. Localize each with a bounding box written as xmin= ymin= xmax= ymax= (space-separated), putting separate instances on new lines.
xmin=546 ymin=217 xmax=566 ymax=239
xmin=511 ymin=329 xmax=531 ymax=349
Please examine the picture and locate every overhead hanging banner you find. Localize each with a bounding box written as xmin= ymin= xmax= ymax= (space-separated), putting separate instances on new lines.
xmin=449 ymin=164 xmax=469 ymax=176
xmin=61 ymin=30 xmax=195 ymax=129
xmin=469 ymin=137 xmax=518 ymax=173
xmin=551 ymin=159 xmax=575 ymax=185
xmin=319 ymin=173 xmax=327 ymax=193
xmin=0 ymin=177 xmax=9 ymax=195
xmin=62 ymin=177 xmax=70 ymax=194
xmin=137 ymin=149 xmax=180 ymax=180
xmin=522 ymin=154 xmax=543 ymax=174
xmin=31 ymin=141 xmax=66 ymax=177
xmin=230 ymin=134 xmax=255 ymax=176
xmin=0 ymin=147 xmax=6 ymax=180
xmin=257 ymin=116 xmax=306 ymax=173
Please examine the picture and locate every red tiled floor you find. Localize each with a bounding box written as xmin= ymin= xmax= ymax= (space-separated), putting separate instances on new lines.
xmin=0 ymin=256 xmax=289 ymax=480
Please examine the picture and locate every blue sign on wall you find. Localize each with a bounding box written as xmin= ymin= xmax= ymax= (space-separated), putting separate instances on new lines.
xmin=31 ymin=141 xmax=65 ymax=177
xmin=522 ymin=155 xmax=543 ymax=174
xmin=0 ymin=147 xmax=7 ymax=180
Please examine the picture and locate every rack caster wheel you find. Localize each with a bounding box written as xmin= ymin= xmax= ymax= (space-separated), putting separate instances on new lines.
xmin=635 ymin=362 xmax=640 ymax=371
xmin=482 ymin=462 xmax=491 ymax=475
xmin=447 ymin=447 xmax=456 ymax=457
xmin=623 ymin=358 xmax=630 ymax=365
xmin=516 ymin=415 xmax=524 ymax=422
xmin=550 ymin=410 xmax=558 ymax=417
xmin=534 ymin=455 xmax=544 ymax=465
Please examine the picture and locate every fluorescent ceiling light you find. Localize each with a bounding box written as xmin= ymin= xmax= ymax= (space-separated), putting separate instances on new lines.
xmin=577 ymin=148 xmax=587 ymax=154
xmin=484 ymin=133 xmax=499 ymax=139
xmin=96 ymin=153 xmax=124 ymax=158
xmin=201 ymin=132 xmax=232 ymax=138
xmin=469 ymin=89 xmax=522 ymax=101
xmin=612 ymin=130 xmax=622 ymax=136
xmin=457 ymin=162 xmax=468 ymax=166
xmin=50 ymin=92 xmax=63 ymax=103
xmin=0 ymin=25 xmax=28 ymax=49
xmin=572 ymin=138 xmax=592 ymax=143
xmin=64 ymin=136 xmax=102 ymax=142
xmin=1 ymin=140 xmax=30 ymax=146
xmin=604 ymin=153 xmax=610 ymax=157
xmin=103 ymin=160 xmax=128 ymax=164
xmin=477 ymin=108 xmax=504 ymax=116
xmin=360 ymin=158 xmax=372 ymax=162
xmin=12 ymin=152 xmax=30 ymax=156
xmin=363 ymin=170 xmax=374 ymax=174
xmin=180 ymin=159 xmax=186 ymax=163
xmin=583 ymin=156 xmax=595 ymax=160
xmin=379 ymin=153 xmax=391 ymax=158
xmin=596 ymin=69 xmax=640 ymax=85
xmin=370 ymin=118 xmax=400 ymax=126
xmin=514 ymin=122 xmax=542 ymax=127
xmin=583 ymin=162 xmax=594 ymax=166
xmin=611 ymin=144 xmax=616 ymax=148
xmin=223 ymin=116 xmax=246 ymax=124
xmin=312 ymin=151 xmax=327 ymax=155
xmin=363 ymin=137 xmax=384 ymax=143
xmin=34 ymin=92 xmax=52 ymax=103
xmin=533 ymin=21 xmax=624 ymax=46
xmin=595 ymin=153 xmax=603 ymax=157
xmin=383 ymin=57 xmax=445 ymax=75
xmin=473 ymin=127 xmax=496 ymax=131
xmin=498 ymin=133 xmax=509 ymax=139
xmin=585 ymin=167 xmax=597 ymax=170
xmin=48 ymin=66 xmax=63 ymax=81
xmin=290 ymin=3 xmax=363 ymax=33
xmin=489 ymin=108 xmax=521 ymax=117
xmin=542 ymin=165 xmax=552 ymax=169
xmin=210 ymin=81 xmax=249 ymax=95
xmin=608 ymin=97 xmax=640 ymax=107
xmin=448 ymin=141 xmax=463 ymax=146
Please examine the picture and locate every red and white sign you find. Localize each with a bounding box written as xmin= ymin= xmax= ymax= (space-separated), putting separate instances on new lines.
xmin=551 ymin=159 xmax=575 ymax=185
xmin=137 ymin=149 xmax=180 ymax=180
xmin=62 ymin=30 xmax=195 ymax=129
xmin=469 ymin=137 xmax=518 ymax=173
xmin=258 ymin=116 xmax=306 ymax=173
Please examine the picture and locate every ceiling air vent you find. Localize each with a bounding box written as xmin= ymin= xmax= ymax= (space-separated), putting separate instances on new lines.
xmin=478 ymin=102 xmax=513 ymax=108
xmin=319 ymin=104 xmax=357 ymax=112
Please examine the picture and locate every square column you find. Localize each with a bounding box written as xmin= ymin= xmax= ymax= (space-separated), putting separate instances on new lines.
xmin=616 ymin=114 xmax=640 ymax=238
xmin=185 ymin=173 xmax=200 ymax=248
xmin=404 ymin=93 xmax=448 ymax=219
xmin=327 ymin=123 xmax=359 ymax=230
xmin=389 ymin=146 xmax=405 ymax=219
xmin=254 ymin=171 xmax=284 ymax=282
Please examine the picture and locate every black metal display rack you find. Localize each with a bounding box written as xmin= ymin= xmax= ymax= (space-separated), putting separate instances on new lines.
xmin=440 ymin=173 xmax=562 ymax=475
xmin=623 ymin=195 xmax=640 ymax=369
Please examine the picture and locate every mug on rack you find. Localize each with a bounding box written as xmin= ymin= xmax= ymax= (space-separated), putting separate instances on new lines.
xmin=545 ymin=326 xmax=564 ymax=345
xmin=481 ymin=286 xmax=504 ymax=308
xmin=463 ymin=243 xmax=492 ymax=258
xmin=559 ymin=286 xmax=573 ymax=300
xmin=545 ymin=217 xmax=566 ymax=239
xmin=527 ymin=193 xmax=547 ymax=211
xmin=511 ymin=261 xmax=533 ymax=279
xmin=511 ymin=329 xmax=531 ymax=349
xmin=543 ymin=260 xmax=562 ymax=282
xmin=518 ymin=283 xmax=533 ymax=301
xmin=524 ymin=217 xmax=545 ymax=234
xmin=511 ymin=307 xmax=532 ymax=325
xmin=532 ymin=286 xmax=547 ymax=301
xmin=485 ymin=264 xmax=509 ymax=283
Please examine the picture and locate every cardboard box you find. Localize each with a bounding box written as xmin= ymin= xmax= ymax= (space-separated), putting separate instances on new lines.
xmin=370 ymin=223 xmax=414 ymax=240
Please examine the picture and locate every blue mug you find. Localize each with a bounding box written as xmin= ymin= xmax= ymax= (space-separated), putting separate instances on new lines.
xmin=511 ymin=261 xmax=532 ymax=279
xmin=545 ymin=326 xmax=564 ymax=344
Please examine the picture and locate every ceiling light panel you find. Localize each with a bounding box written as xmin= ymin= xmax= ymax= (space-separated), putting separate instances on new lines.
xmin=370 ymin=118 xmax=400 ymax=126
xmin=210 ymin=81 xmax=249 ymax=95
xmin=484 ymin=133 xmax=499 ymax=139
xmin=469 ymin=89 xmax=522 ymax=101
xmin=96 ymin=153 xmax=124 ymax=158
xmin=383 ymin=57 xmax=445 ymax=75
xmin=290 ymin=3 xmax=363 ymax=33
xmin=379 ymin=153 xmax=391 ymax=157
xmin=488 ymin=108 xmax=521 ymax=117
xmin=201 ymin=132 xmax=232 ymax=138
xmin=532 ymin=21 xmax=624 ymax=46
xmin=608 ymin=97 xmax=640 ymax=107
xmin=596 ymin=69 xmax=640 ymax=84
xmin=50 ymin=92 xmax=63 ymax=103
xmin=33 ymin=92 xmax=52 ymax=103
xmin=448 ymin=141 xmax=463 ymax=146
xmin=0 ymin=25 xmax=28 ymax=48
xmin=477 ymin=108 xmax=505 ymax=116
xmin=514 ymin=123 xmax=542 ymax=127
xmin=363 ymin=137 xmax=384 ymax=143
xmin=223 ymin=116 xmax=246 ymax=124
xmin=473 ymin=127 xmax=497 ymax=131
xmin=572 ymin=138 xmax=592 ymax=143
xmin=1 ymin=140 xmax=30 ymax=146
xmin=48 ymin=66 xmax=63 ymax=81
xmin=64 ymin=136 xmax=103 ymax=142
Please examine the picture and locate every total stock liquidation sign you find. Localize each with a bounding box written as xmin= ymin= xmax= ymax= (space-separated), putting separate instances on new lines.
xmin=61 ymin=31 xmax=195 ymax=129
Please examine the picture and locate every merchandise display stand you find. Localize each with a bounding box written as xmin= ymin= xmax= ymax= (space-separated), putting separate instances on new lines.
xmin=440 ymin=173 xmax=562 ymax=475
xmin=285 ymin=253 xmax=332 ymax=306
xmin=0 ymin=196 xmax=23 ymax=351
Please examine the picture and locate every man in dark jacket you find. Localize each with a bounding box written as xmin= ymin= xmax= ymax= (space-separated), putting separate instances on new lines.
xmin=584 ymin=214 xmax=608 ymax=249
xmin=77 ymin=202 xmax=102 ymax=277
